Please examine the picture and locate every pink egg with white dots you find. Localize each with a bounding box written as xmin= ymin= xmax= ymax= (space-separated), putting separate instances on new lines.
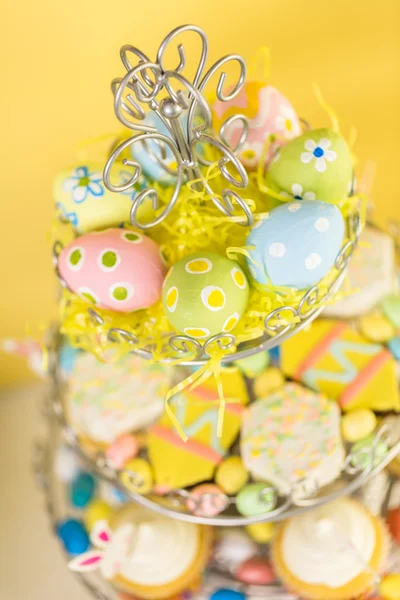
xmin=59 ymin=228 xmax=167 ymax=313
xmin=212 ymin=83 xmax=301 ymax=170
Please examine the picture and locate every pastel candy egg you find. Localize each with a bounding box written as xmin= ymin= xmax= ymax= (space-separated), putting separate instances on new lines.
xmin=105 ymin=433 xmax=139 ymax=469
xmin=350 ymin=435 xmax=389 ymax=470
xmin=84 ymin=499 xmax=113 ymax=532
xmin=214 ymin=528 xmax=258 ymax=570
xmin=59 ymin=228 xmax=166 ymax=312
xmin=253 ymin=367 xmax=285 ymax=398
xmin=359 ymin=314 xmax=395 ymax=343
xmin=53 ymin=163 xmax=148 ymax=233
xmin=381 ymin=294 xmax=400 ymax=328
xmin=212 ymin=83 xmax=301 ymax=171
xmin=162 ymin=252 xmax=249 ymax=339
xmin=215 ymin=456 xmax=249 ymax=495
xmin=245 ymin=521 xmax=275 ymax=543
xmin=120 ymin=458 xmax=153 ymax=494
xmin=246 ymin=200 xmax=344 ymax=289
xmin=235 ymin=557 xmax=276 ymax=585
xmin=187 ymin=484 xmax=229 ymax=517
xmin=266 ymin=128 xmax=353 ymax=202
xmin=236 ymin=482 xmax=277 ymax=517
xmin=341 ymin=409 xmax=377 ymax=443
xmin=57 ymin=519 xmax=90 ymax=556
xmin=70 ymin=472 xmax=96 ymax=508
xmin=379 ymin=574 xmax=400 ymax=600
xmin=210 ymin=589 xmax=246 ymax=600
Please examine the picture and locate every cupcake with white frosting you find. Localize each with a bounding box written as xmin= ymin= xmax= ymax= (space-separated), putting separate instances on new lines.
xmin=111 ymin=505 xmax=212 ymax=599
xmin=271 ymin=497 xmax=388 ymax=600
xmin=69 ymin=504 xmax=212 ymax=598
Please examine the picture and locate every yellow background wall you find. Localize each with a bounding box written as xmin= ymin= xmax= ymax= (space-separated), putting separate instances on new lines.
xmin=1 ymin=0 xmax=399 ymax=386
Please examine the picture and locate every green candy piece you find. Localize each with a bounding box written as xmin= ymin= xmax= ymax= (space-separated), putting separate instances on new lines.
xmin=236 ymin=482 xmax=277 ymax=517
xmin=235 ymin=352 xmax=270 ymax=378
xmin=350 ymin=434 xmax=389 ymax=471
xmin=266 ymin=128 xmax=353 ymax=203
xmin=381 ymin=294 xmax=400 ymax=328
xmin=162 ymin=252 xmax=249 ymax=340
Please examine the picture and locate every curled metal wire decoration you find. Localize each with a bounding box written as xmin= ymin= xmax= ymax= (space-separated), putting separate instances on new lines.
xmin=103 ymin=24 xmax=253 ymax=229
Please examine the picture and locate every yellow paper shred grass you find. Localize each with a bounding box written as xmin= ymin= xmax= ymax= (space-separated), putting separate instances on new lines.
xmin=56 ymin=162 xmax=364 ymax=365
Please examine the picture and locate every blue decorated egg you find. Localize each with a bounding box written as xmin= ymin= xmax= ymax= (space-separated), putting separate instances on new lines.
xmin=57 ymin=519 xmax=90 ymax=556
xmin=246 ymin=200 xmax=344 ymax=290
xmin=130 ymin=112 xmax=184 ymax=184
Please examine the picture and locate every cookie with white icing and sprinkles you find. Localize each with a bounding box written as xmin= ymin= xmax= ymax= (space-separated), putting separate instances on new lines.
xmin=162 ymin=252 xmax=249 ymax=339
xmin=240 ymin=382 xmax=345 ymax=495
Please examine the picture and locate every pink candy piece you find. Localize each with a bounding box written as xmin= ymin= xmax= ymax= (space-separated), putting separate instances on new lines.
xmin=235 ymin=557 xmax=276 ymax=585
xmin=212 ymin=84 xmax=301 ymax=170
xmin=105 ymin=434 xmax=139 ymax=469
xmin=59 ymin=228 xmax=167 ymax=313
xmin=186 ymin=484 xmax=229 ymax=517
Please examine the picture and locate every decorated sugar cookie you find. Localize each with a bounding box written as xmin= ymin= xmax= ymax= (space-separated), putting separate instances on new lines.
xmin=246 ymin=200 xmax=344 ymax=289
xmin=162 ymin=252 xmax=249 ymax=339
xmin=212 ymin=83 xmax=301 ymax=170
xmin=240 ymin=383 xmax=344 ymax=494
xmin=148 ymin=368 xmax=249 ymax=489
xmin=54 ymin=163 xmax=148 ymax=233
xmin=59 ymin=227 xmax=167 ymax=312
xmin=324 ymin=226 xmax=396 ymax=318
xmin=281 ymin=319 xmax=400 ymax=412
xmin=266 ymin=128 xmax=353 ymax=202
xmin=64 ymin=352 xmax=170 ymax=444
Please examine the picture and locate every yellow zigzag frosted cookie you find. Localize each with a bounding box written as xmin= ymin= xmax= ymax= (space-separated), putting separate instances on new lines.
xmin=281 ymin=319 xmax=400 ymax=412
xmin=148 ymin=368 xmax=249 ymax=489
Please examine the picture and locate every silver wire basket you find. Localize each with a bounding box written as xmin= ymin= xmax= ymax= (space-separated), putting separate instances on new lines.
xmin=52 ymin=24 xmax=362 ymax=366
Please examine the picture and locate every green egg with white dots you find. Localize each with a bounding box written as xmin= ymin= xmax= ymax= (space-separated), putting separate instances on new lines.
xmin=266 ymin=128 xmax=353 ymax=203
xmin=162 ymin=252 xmax=249 ymax=339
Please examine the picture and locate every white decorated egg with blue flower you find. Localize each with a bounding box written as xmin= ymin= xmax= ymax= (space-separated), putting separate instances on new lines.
xmin=246 ymin=200 xmax=344 ymax=290
xmin=265 ymin=128 xmax=353 ymax=202
xmin=53 ymin=163 xmax=148 ymax=233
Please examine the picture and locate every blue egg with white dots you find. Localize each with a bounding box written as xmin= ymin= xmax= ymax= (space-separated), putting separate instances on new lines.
xmin=209 ymin=589 xmax=246 ymax=600
xmin=70 ymin=472 xmax=96 ymax=509
xmin=246 ymin=200 xmax=344 ymax=290
xmin=57 ymin=519 xmax=90 ymax=556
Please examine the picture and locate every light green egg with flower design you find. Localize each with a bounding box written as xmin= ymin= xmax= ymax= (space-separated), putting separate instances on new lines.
xmin=162 ymin=252 xmax=249 ymax=339
xmin=265 ymin=128 xmax=353 ymax=203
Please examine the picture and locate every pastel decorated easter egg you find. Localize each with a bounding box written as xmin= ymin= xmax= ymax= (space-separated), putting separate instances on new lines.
xmin=212 ymin=83 xmax=301 ymax=170
xmin=265 ymin=128 xmax=353 ymax=202
xmin=162 ymin=252 xmax=249 ymax=339
xmin=246 ymin=200 xmax=344 ymax=289
xmin=235 ymin=557 xmax=276 ymax=585
xmin=130 ymin=112 xmax=183 ymax=184
xmin=59 ymin=228 xmax=167 ymax=312
xmin=53 ymin=163 xmax=149 ymax=233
